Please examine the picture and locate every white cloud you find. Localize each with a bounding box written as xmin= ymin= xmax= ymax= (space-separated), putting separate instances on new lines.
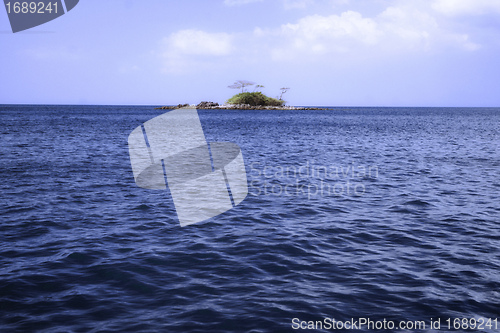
xmin=224 ymin=0 xmax=263 ymax=6
xmin=161 ymin=29 xmax=233 ymax=73
xmin=378 ymin=5 xmax=480 ymax=51
xmin=256 ymin=4 xmax=480 ymax=61
xmin=378 ymin=6 xmax=437 ymax=50
xmin=432 ymin=0 xmax=500 ymax=16
xmin=158 ymin=2 xmax=483 ymax=74
xmin=281 ymin=11 xmax=380 ymax=47
xmin=167 ymin=29 xmax=232 ymax=56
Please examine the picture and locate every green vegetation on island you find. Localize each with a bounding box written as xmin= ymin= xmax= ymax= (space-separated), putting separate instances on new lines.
xmin=226 ymin=91 xmax=284 ymax=107
xmin=226 ymin=80 xmax=289 ymax=107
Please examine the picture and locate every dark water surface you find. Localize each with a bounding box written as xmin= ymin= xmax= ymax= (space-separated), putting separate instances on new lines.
xmin=1 ymin=105 xmax=499 ymax=332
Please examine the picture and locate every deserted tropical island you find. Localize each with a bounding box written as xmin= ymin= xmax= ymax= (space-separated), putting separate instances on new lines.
xmin=156 ymin=80 xmax=326 ymax=110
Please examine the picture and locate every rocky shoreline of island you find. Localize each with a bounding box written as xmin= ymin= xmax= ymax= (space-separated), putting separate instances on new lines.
xmin=155 ymin=101 xmax=326 ymax=111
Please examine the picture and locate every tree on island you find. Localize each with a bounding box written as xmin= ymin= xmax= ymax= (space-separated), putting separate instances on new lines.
xmin=226 ymin=81 xmax=287 ymax=107
xmin=228 ymin=80 xmax=255 ymax=94
xmin=279 ymin=87 xmax=290 ymax=101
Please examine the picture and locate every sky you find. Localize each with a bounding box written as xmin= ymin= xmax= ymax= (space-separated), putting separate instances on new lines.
xmin=1 ymin=0 xmax=500 ymax=107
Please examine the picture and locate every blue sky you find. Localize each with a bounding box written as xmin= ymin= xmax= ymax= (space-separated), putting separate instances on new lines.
xmin=1 ymin=0 xmax=500 ymax=106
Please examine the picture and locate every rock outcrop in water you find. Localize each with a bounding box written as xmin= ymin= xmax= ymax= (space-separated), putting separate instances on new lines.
xmin=196 ymin=101 xmax=219 ymax=108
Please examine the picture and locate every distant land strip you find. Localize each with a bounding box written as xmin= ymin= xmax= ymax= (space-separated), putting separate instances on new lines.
xmin=155 ymin=102 xmax=327 ymax=111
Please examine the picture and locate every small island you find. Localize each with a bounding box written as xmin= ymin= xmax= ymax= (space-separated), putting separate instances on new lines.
xmin=156 ymin=80 xmax=326 ymax=110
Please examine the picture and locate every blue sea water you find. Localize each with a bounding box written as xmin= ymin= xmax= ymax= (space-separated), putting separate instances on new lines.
xmin=0 ymin=105 xmax=499 ymax=332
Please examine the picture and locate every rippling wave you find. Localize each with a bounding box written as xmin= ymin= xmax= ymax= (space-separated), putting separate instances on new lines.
xmin=1 ymin=105 xmax=499 ymax=332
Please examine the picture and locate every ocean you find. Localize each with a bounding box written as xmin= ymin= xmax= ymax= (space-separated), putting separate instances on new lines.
xmin=1 ymin=105 xmax=499 ymax=332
